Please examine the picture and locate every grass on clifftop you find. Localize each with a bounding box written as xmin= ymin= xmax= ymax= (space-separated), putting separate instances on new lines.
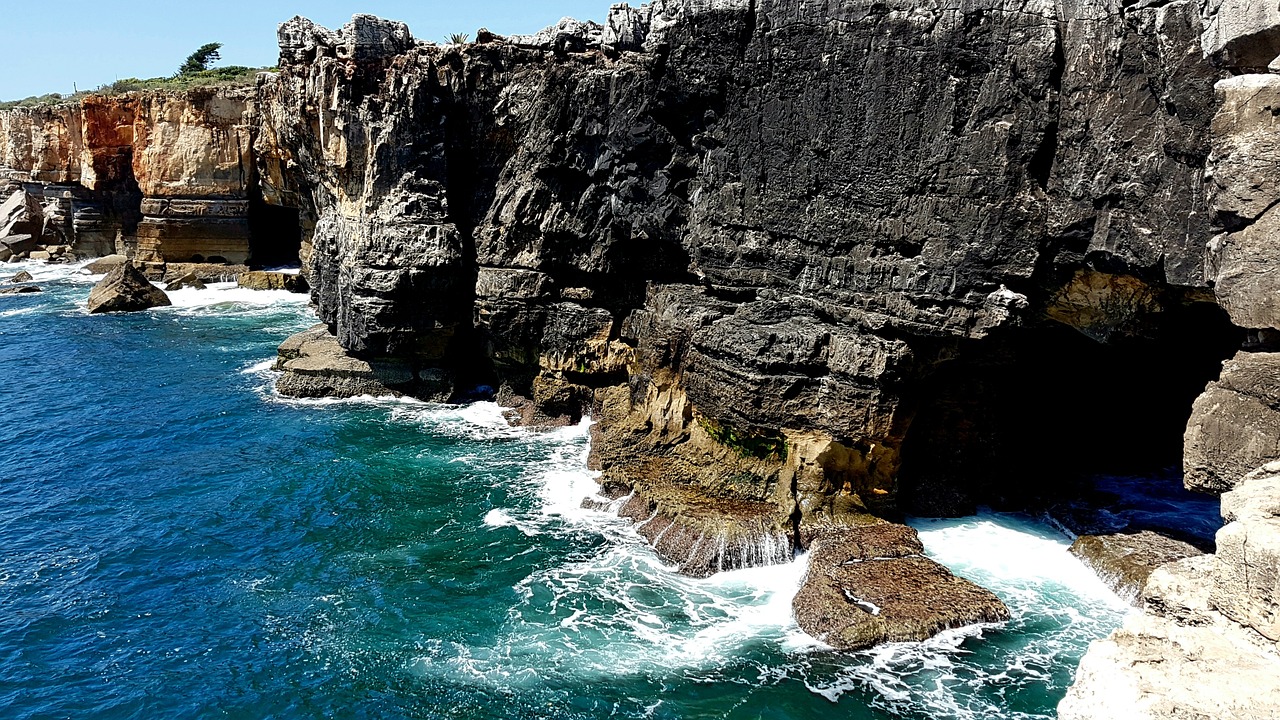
xmin=0 ymin=66 xmax=276 ymax=110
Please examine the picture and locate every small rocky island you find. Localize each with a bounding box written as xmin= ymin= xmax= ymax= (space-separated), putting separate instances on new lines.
xmin=2 ymin=0 xmax=1280 ymax=715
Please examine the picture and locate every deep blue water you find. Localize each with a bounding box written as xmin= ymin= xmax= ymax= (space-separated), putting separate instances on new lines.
xmin=0 ymin=259 xmax=1136 ymax=719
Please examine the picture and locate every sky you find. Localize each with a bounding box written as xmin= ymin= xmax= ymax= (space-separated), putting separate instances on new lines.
xmin=0 ymin=0 xmax=611 ymax=101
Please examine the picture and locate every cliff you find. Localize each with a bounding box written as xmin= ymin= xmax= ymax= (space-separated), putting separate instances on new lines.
xmin=4 ymin=0 xmax=1280 ymax=713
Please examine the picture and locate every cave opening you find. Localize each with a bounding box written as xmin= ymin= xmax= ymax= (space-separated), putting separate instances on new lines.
xmin=898 ymin=301 xmax=1245 ymax=539
xmin=247 ymin=189 xmax=303 ymax=268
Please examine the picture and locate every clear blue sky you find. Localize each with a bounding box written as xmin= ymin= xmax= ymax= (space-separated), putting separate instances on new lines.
xmin=0 ymin=1 xmax=610 ymax=101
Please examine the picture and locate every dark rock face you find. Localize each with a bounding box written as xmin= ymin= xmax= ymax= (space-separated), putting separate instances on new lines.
xmin=252 ymin=2 xmax=1236 ymax=574
xmin=792 ymin=523 xmax=1010 ymax=650
xmin=86 ymin=262 xmax=171 ymax=313
xmin=0 ymin=285 xmax=40 ymax=295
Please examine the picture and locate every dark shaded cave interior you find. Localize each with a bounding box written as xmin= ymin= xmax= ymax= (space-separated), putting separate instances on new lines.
xmin=898 ymin=301 xmax=1245 ymax=535
xmin=247 ymin=190 xmax=303 ymax=268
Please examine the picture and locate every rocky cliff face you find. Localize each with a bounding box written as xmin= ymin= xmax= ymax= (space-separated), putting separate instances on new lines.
xmin=0 ymin=85 xmax=293 ymax=269
xmin=6 ymin=0 xmax=1280 ymax=711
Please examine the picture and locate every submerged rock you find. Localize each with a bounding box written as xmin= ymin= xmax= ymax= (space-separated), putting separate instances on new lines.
xmin=792 ymin=524 xmax=1010 ymax=650
xmin=1069 ymin=531 xmax=1203 ymax=604
xmin=86 ymin=262 xmax=171 ymax=314
xmin=0 ymin=285 xmax=40 ymax=295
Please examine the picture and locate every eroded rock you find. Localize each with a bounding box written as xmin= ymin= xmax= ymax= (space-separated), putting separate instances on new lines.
xmin=275 ymin=324 xmax=443 ymax=399
xmin=237 ymin=270 xmax=308 ymax=293
xmin=793 ymin=524 xmax=1010 ymax=650
xmin=1069 ymin=531 xmax=1203 ymax=604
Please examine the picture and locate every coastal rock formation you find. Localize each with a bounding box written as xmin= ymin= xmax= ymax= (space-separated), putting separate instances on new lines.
xmin=1069 ymin=531 xmax=1203 ymax=603
xmin=1060 ymin=465 xmax=1280 ymax=719
xmin=7 ymin=0 xmax=1280 ymax=694
xmin=236 ymin=271 xmax=307 ymax=293
xmin=274 ymin=324 xmax=440 ymax=399
xmin=792 ymin=523 xmax=1009 ymax=650
xmin=86 ymin=261 xmax=171 ymax=313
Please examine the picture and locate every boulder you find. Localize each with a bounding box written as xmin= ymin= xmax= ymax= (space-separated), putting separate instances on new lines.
xmin=792 ymin=524 xmax=1009 ymax=650
xmin=164 ymin=272 xmax=206 ymax=291
xmin=0 ymin=190 xmax=42 ymax=238
xmin=8 ymin=271 xmax=32 ymax=283
xmin=1069 ymin=531 xmax=1204 ymax=604
xmin=84 ymin=254 xmax=128 ymax=274
xmin=86 ymin=262 xmax=172 ymax=314
xmin=0 ymin=285 xmax=40 ymax=295
xmin=237 ymin=271 xmax=308 ymax=293
xmin=0 ymin=234 xmax=37 ymax=258
xmin=27 ymin=250 xmax=50 ymax=261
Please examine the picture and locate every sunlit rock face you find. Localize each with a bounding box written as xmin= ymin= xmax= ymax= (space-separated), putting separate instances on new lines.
xmin=6 ymin=0 xmax=1280 ymax=682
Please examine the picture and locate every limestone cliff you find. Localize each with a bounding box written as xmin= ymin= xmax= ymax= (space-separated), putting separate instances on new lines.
xmin=0 ymin=85 xmax=295 ymax=269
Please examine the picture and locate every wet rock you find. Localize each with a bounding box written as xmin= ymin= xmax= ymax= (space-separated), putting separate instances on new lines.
xmin=236 ymin=270 xmax=308 ymax=293
xmin=1 ymin=234 xmax=37 ymax=259
xmin=163 ymin=262 xmax=248 ymax=284
xmin=164 ymin=272 xmax=206 ymax=291
xmin=792 ymin=524 xmax=1010 ymax=651
xmin=8 ymin=270 xmax=32 ymax=283
xmin=86 ymin=261 xmax=171 ymax=313
xmin=1069 ymin=531 xmax=1203 ymax=604
xmin=0 ymin=285 xmax=40 ymax=295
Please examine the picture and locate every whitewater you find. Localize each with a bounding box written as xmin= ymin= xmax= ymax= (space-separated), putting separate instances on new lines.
xmin=0 ymin=258 xmax=1139 ymax=719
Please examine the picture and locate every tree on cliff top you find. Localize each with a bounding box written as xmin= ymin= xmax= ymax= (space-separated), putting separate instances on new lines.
xmin=179 ymin=43 xmax=223 ymax=76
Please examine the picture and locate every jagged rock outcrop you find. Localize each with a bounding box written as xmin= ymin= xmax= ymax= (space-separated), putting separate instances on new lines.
xmin=8 ymin=0 xmax=1280 ymax=692
xmin=793 ymin=523 xmax=1010 ymax=650
xmin=1069 ymin=531 xmax=1204 ymax=603
xmin=1060 ymin=465 xmax=1280 ymax=719
xmin=86 ymin=261 xmax=171 ymax=313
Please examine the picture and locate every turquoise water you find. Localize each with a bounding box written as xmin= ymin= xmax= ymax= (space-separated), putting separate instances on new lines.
xmin=0 ymin=259 xmax=1131 ymax=719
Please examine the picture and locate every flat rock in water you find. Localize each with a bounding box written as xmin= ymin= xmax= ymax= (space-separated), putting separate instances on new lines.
xmin=0 ymin=285 xmax=40 ymax=295
xmin=87 ymin=262 xmax=171 ymax=314
xmin=1070 ymin=531 xmax=1203 ymax=604
xmin=275 ymin=324 xmax=416 ymax=398
xmin=793 ymin=523 xmax=1010 ymax=650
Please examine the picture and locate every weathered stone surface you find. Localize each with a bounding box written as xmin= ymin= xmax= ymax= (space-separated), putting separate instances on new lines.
xmin=1059 ymin=555 xmax=1280 ymax=720
xmin=86 ymin=261 xmax=171 ymax=313
xmin=8 ymin=270 xmax=32 ymax=283
xmin=793 ymin=524 xmax=1010 ymax=650
xmin=275 ymin=324 xmax=445 ymax=399
xmin=0 ymin=189 xmax=42 ymax=238
xmin=1201 ymin=0 xmax=1280 ymax=69
xmin=236 ymin=270 xmax=308 ymax=293
xmin=1185 ymin=351 xmax=1280 ymax=493
xmin=1069 ymin=531 xmax=1203 ymax=604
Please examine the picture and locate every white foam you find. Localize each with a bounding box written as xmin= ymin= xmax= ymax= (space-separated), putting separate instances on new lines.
xmin=162 ymin=282 xmax=311 ymax=312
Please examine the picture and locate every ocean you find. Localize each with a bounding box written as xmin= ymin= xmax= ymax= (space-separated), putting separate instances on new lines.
xmin=0 ymin=258 xmax=1137 ymax=719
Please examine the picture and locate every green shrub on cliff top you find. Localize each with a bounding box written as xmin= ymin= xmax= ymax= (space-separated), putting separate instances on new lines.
xmin=179 ymin=43 xmax=223 ymax=75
